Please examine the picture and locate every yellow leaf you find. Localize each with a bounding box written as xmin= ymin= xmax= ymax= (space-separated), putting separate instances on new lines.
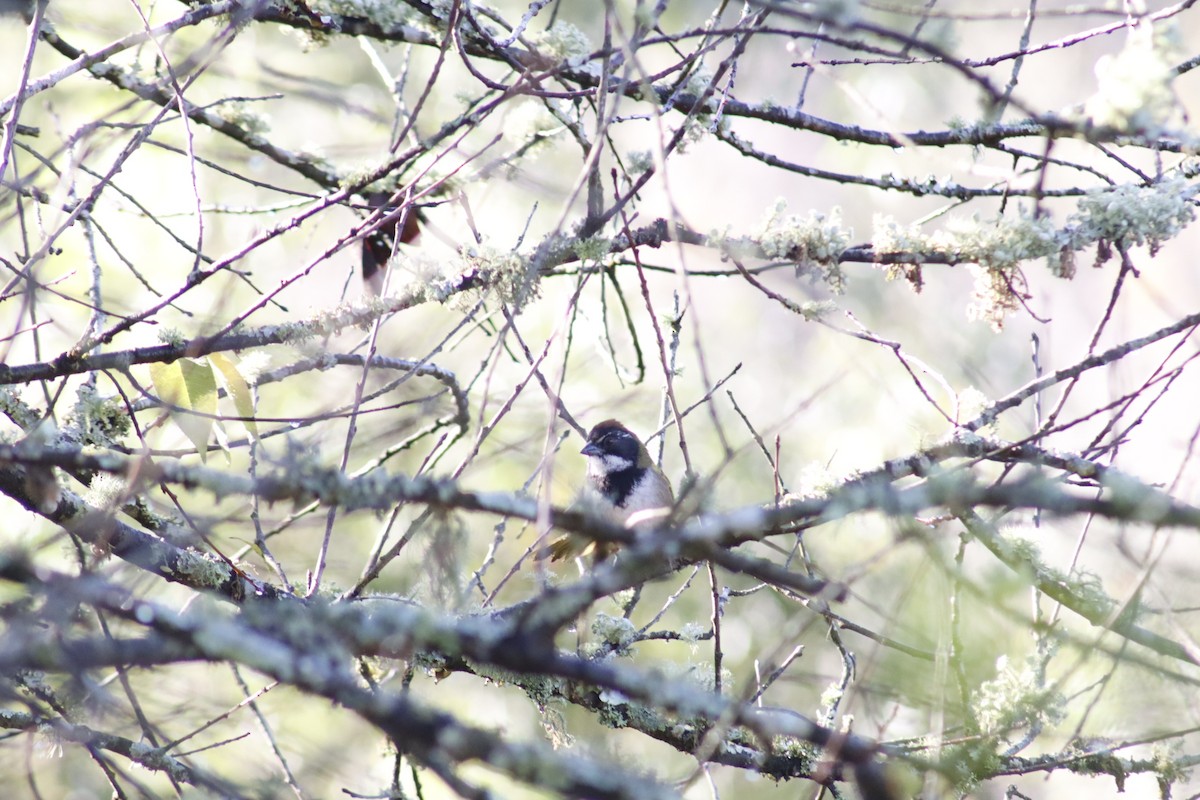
xmin=149 ymin=358 xmax=217 ymax=461
xmin=209 ymin=352 xmax=259 ymax=439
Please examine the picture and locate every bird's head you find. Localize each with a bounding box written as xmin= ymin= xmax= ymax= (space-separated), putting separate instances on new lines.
xmin=581 ymin=419 xmax=650 ymax=475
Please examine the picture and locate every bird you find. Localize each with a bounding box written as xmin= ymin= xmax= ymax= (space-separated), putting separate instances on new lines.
xmin=541 ymin=419 xmax=674 ymax=563
xmin=360 ymin=191 xmax=424 ymax=295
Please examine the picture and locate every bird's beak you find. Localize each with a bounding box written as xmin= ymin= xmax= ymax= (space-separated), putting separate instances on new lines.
xmin=581 ymin=442 xmax=602 ymax=457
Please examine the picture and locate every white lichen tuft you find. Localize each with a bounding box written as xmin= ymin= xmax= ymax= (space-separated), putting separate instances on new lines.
xmin=794 ymin=462 xmax=844 ymax=500
xmin=973 ymin=652 xmax=1065 ymax=736
xmin=157 ymin=328 xmax=187 ymax=347
xmin=1072 ymin=176 xmax=1197 ymax=255
xmin=465 ymin=243 xmax=540 ymax=310
xmin=573 ymin=235 xmax=612 ymax=264
xmin=757 ymin=200 xmax=852 ymax=291
xmin=679 ymin=622 xmax=707 ymax=644
xmin=929 ymin=213 xmax=1062 ymax=272
xmin=872 ymin=172 xmax=1198 ymax=330
xmin=591 ymin=613 xmax=637 ymax=648
xmin=215 ymin=102 xmax=270 ymax=136
xmin=427 ymin=0 xmax=454 ymax=21
xmin=965 ymin=263 xmax=1021 ymax=331
xmin=68 ymin=384 xmax=131 ymax=445
xmin=683 ymin=66 xmax=717 ymax=107
xmin=307 ymin=0 xmax=417 ymax=28
xmin=627 ymin=149 xmax=654 ymax=175
xmin=668 ymin=65 xmax=721 ymax=149
xmin=1085 ymin=27 xmax=1182 ymax=136
xmin=797 ymin=300 xmax=838 ymax=321
xmin=955 ymin=387 xmax=992 ymax=430
xmin=34 ymin=722 xmax=64 ymax=759
xmin=530 ymin=21 xmax=592 ymax=67
xmin=170 ymin=551 xmax=230 ymax=588
xmin=83 ymin=473 xmax=129 ymax=510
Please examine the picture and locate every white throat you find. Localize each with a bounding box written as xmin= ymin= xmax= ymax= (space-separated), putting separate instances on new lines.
xmin=587 ymin=453 xmax=634 ymax=479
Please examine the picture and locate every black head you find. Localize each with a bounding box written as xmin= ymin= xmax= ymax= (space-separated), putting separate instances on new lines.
xmin=581 ymin=419 xmax=643 ymax=471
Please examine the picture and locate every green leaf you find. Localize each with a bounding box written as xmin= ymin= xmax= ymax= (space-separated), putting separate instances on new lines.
xmin=209 ymin=352 xmax=259 ymax=439
xmin=149 ymin=358 xmax=217 ymax=461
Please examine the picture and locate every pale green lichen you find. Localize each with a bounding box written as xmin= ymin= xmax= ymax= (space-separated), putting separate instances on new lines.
xmin=791 ymin=462 xmax=846 ymax=500
xmin=772 ymin=737 xmax=819 ymax=772
xmin=540 ymin=704 xmax=575 ymax=749
xmin=573 ymin=235 xmax=611 ymax=264
xmin=307 ymin=0 xmax=418 ymax=28
xmin=940 ymin=739 xmax=1002 ymax=794
xmin=679 ymin=622 xmax=707 ymax=644
xmin=168 ymin=551 xmax=230 ymax=588
xmin=471 ymin=661 xmax=565 ymax=707
xmin=948 ymin=213 xmax=1063 ymax=270
xmin=609 ymin=588 xmax=637 ymax=609
xmin=671 ymin=65 xmax=721 ymax=149
xmin=338 ymin=164 xmax=385 ymax=191
xmin=994 ymin=528 xmax=1116 ymax=619
xmin=1068 ymin=570 xmax=1118 ymax=620
xmin=214 ymin=102 xmax=270 ymax=136
xmin=972 ymin=652 xmax=1065 ymax=736
xmin=872 ymin=173 xmax=1198 ymax=329
xmin=157 ymin=328 xmax=187 ymax=347
xmin=818 ymin=683 xmax=845 ymax=713
xmin=965 ymin=263 xmax=1022 ymax=330
xmin=529 ymin=21 xmax=592 ymax=67
xmin=83 ymin=473 xmax=128 ymax=510
xmin=1073 ymin=176 xmax=1196 ymax=255
xmin=1085 ymin=27 xmax=1182 ymax=136
xmin=465 ymin=242 xmax=540 ymax=310
xmin=591 ymin=613 xmax=637 ymax=648
xmin=956 ymin=387 xmax=994 ymax=431
xmin=127 ymin=741 xmax=157 ymax=761
xmin=683 ymin=66 xmax=717 ymax=110
xmin=757 ymin=200 xmax=852 ymax=290
xmin=1152 ymin=740 xmax=1191 ymax=785
xmin=627 ymin=149 xmax=653 ymax=175
xmin=67 ymin=385 xmax=131 ymax=446
xmin=705 ymin=224 xmax=733 ymax=251
xmin=427 ymin=0 xmax=454 ymax=21
xmin=798 ymin=300 xmax=837 ymax=321
xmin=0 ymin=388 xmax=30 ymax=427
xmin=874 ymin=212 xmax=1062 ymax=328
xmin=992 ymin=529 xmax=1043 ymax=574
xmin=596 ymin=690 xmax=662 ymax=730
